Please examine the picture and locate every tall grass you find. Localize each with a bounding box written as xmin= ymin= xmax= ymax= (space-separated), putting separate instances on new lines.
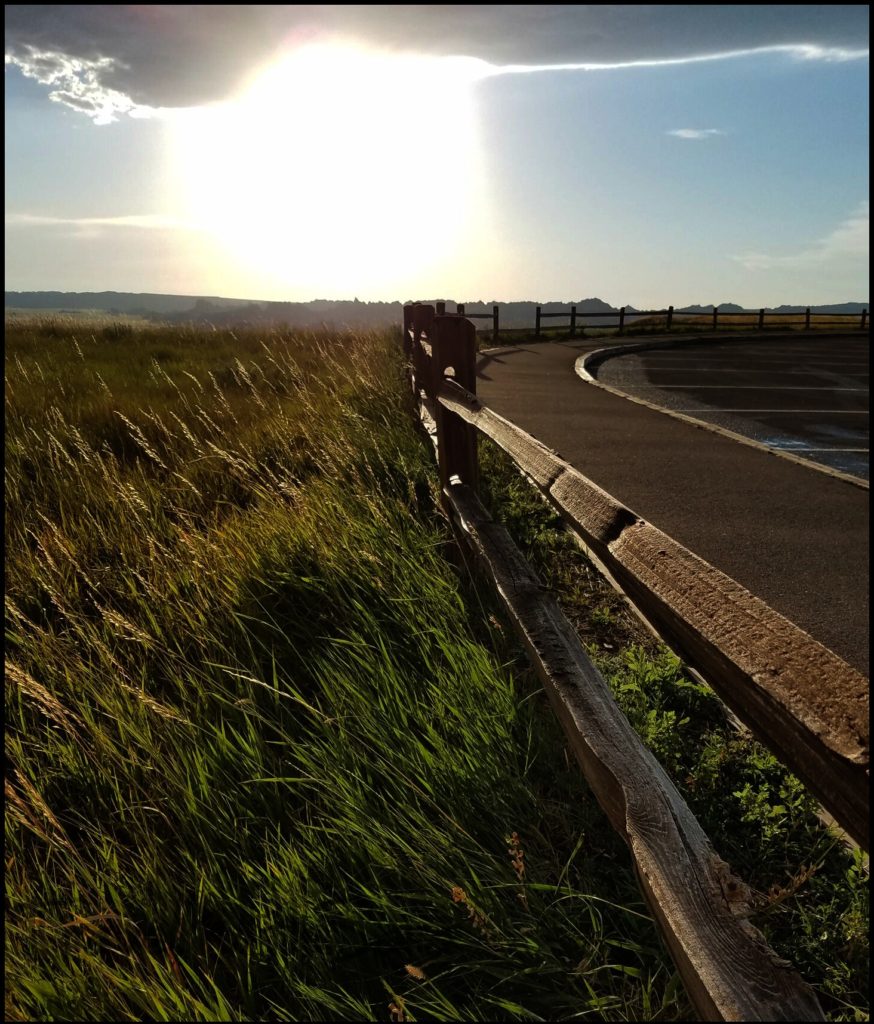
xmin=7 ymin=320 xmax=693 ymax=1021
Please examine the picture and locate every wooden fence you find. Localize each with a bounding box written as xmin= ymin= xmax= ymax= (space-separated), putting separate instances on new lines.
xmin=402 ymin=301 xmax=870 ymax=1020
xmin=532 ymin=304 xmax=869 ymax=337
xmin=436 ymin=301 xmax=868 ymax=339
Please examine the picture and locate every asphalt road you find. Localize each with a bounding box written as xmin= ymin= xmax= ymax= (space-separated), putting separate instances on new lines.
xmin=594 ymin=335 xmax=869 ymax=479
xmin=476 ymin=337 xmax=869 ymax=674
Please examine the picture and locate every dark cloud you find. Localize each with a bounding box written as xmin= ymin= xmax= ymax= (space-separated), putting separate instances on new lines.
xmin=5 ymin=4 xmax=869 ymax=115
xmin=5 ymin=5 xmax=299 ymax=108
xmin=325 ymin=5 xmax=869 ymax=66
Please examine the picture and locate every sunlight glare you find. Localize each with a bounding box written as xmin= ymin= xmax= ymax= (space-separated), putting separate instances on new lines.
xmin=170 ymin=44 xmax=489 ymax=297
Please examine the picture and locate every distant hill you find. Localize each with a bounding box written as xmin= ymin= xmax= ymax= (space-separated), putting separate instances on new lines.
xmin=5 ymin=291 xmax=406 ymax=329
xmin=4 ymin=291 xmax=252 ymax=315
xmin=438 ymin=297 xmax=616 ymax=329
xmin=5 ymin=291 xmax=867 ymax=330
xmin=677 ymin=303 xmax=746 ymax=314
xmin=768 ymin=303 xmax=868 ymax=315
xmin=676 ymin=302 xmax=868 ymax=315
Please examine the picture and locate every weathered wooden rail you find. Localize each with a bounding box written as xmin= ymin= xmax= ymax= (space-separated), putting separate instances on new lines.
xmin=403 ymin=301 xmax=869 ymax=1020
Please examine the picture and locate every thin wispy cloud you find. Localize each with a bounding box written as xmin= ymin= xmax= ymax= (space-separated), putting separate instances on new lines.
xmin=4 ymin=5 xmax=869 ymax=123
xmin=667 ymin=128 xmax=725 ymax=140
xmin=731 ymin=201 xmax=869 ymax=270
xmin=484 ymin=43 xmax=868 ymax=78
xmin=6 ymin=213 xmax=194 ymax=230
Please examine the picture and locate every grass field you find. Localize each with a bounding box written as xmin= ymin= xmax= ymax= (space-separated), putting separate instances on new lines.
xmin=5 ymin=308 xmax=150 ymax=325
xmin=5 ymin=319 xmax=868 ymax=1021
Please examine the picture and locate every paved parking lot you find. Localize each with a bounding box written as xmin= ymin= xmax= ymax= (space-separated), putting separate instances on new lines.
xmin=593 ymin=335 xmax=869 ymax=480
xmin=475 ymin=337 xmax=869 ymax=671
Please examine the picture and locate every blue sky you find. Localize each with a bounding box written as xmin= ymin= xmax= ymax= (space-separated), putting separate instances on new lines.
xmin=5 ymin=5 xmax=869 ymax=307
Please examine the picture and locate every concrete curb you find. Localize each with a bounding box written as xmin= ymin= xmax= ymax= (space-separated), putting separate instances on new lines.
xmin=574 ymin=333 xmax=869 ymax=491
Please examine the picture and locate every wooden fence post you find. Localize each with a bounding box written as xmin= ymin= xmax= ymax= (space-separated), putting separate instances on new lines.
xmin=431 ymin=315 xmax=478 ymax=492
xmin=618 ymin=306 xmax=626 ymax=334
xmin=436 ymin=301 xmax=446 ymax=315
xmin=492 ymin=305 xmax=499 ymax=341
xmin=758 ymin=308 xmax=765 ymax=330
xmin=712 ymin=306 xmax=718 ymax=330
xmin=570 ymin=305 xmax=577 ymax=337
xmin=403 ymin=304 xmax=413 ymax=359
xmin=535 ymin=305 xmax=541 ymax=338
xmin=666 ymin=305 xmax=673 ymax=330
xmin=861 ymin=309 xmax=868 ymax=331
xmin=805 ymin=307 xmax=811 ymax=330
xmin=410 ymin=303 xmax=435 ymax=394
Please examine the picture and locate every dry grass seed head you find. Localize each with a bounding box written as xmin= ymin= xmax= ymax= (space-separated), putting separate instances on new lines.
xmin=6 ymin=661 xmax=84 ymax=739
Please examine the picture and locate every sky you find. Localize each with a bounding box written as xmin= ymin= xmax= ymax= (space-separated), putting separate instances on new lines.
xmin=4 ymin=4 xmax=869 ymax=307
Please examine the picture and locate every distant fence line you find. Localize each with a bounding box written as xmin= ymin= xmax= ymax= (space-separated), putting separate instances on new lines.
xmin=433 ymin=301 xmax=868 ymax=339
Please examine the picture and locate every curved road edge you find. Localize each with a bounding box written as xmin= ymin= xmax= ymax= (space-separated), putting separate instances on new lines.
xmin=574 ymin=333 xmax=869 ymax=491
xmin=437 ymin=374 xmax=868 ymax=847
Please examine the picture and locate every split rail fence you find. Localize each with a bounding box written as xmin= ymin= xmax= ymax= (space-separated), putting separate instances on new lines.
xmin=531 ymin=304 xmax=869 ymax=337
xmin=435 ymin=300 xmax=869 ymax=339
xmin=403 ymin=302 xmax=870 ymax=1021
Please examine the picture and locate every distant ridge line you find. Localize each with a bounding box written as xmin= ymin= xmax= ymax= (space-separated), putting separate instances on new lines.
xmin=5 ymin=291 xmax=869 ymax=331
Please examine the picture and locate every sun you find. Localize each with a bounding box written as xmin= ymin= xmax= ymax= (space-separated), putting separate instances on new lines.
xmin=169 ymin=43 xmax=489 ymax=298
